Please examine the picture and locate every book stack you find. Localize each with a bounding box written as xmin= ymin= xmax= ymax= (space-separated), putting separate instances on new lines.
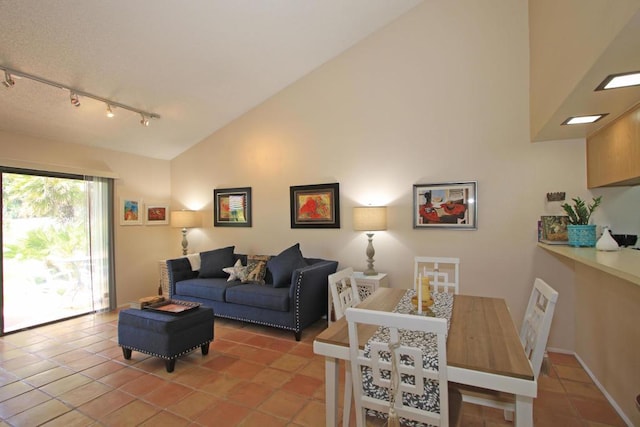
xmin=129 ymin=295 xmax=165 ymax=309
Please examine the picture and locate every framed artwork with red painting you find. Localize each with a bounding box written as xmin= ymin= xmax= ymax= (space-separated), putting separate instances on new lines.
xmin=145 ymin=204 xmax=169 ymax=225
xmin=413 ymin=182 xmax=477 ymax=229
xmin=290 ymin=183 xmax=340 ymax=229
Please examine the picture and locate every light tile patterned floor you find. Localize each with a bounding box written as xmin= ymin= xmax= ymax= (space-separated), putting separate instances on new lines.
xmin=0 ymin=311 xmax=628 ymax=426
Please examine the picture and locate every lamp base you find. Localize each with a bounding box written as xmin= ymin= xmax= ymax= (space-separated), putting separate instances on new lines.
xmin=181 ymin=228 xmax=189 ymax=255
xmin=364 ymin=232 xmax=377 ymax=276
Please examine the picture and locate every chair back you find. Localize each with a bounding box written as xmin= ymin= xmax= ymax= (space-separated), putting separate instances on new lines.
xmin=414 ymin=256 xmax=460 ymax=294
xmin=521 ymin=278 xmax=559 ymax=377
xmin=328 ymin=267 xmax=360 ymax=320
xmin=345 ymin=307 xmax=452 ymax=426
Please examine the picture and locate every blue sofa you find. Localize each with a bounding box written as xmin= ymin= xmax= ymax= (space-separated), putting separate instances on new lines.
xmin=166 ymin=244 xmax=338 ymax=341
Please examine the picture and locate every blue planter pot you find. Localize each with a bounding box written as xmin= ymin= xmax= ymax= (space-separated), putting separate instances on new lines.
xmin=567 ymin=224 xmax=597 ymax=247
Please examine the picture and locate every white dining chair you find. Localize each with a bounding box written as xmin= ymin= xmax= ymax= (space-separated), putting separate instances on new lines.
xmin=458 ymin=277 xmax=559 ymax=420
xmin=345 ymin=307 xmax=462 ymax=427
xmin=327 ymin=267 xmax=361 ymax=427
xmin=329 ymin=267 xmax=361 ymax=321
xmin=414 ymin=256 xmax=460 ymax=294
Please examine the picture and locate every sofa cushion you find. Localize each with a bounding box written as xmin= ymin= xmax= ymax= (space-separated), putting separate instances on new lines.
xmin=225 ymin=283 xmax=290 ymax=312
xmin=246 ymin=255 xmax=270 ymax=284
xmin=267 ymin=243 xmax=308 ymax=288
xmin=199 ymin=246 xmax=235 ymax=278
xmin=175 ymin=277 xmax=236 ymax=302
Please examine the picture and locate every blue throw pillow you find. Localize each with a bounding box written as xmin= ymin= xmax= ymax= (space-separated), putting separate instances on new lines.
xmin=199 ymin=246 xmax=235 ymax=278
xmin=267 ymin=243 xmax=308 ymax=288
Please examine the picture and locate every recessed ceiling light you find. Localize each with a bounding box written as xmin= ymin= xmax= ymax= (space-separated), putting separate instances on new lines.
xmin=595 ymin=71 xmax=640 ymax=90
xmin=561 ymin=114 xmax=608 ymax=125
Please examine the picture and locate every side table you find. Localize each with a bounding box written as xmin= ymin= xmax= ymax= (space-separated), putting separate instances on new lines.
xmin=328 ymin=271 xmax=388 ymax=325
xmin=351 ymin=271 xmax=389 ymax=301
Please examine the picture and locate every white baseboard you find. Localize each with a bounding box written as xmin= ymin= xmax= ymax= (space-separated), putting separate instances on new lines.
xmin=546 ymin=347 xmax=633 ymax=427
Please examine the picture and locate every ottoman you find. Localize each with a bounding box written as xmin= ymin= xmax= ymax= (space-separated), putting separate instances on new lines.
xmin=118 ymin=306 xmax=214 ymax=372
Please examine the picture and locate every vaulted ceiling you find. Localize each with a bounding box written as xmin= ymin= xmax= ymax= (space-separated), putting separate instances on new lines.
xmin=1 ymin=1 xmax=639 ymax=160
xmin=0 ymin=0 xmax=421 ymax=160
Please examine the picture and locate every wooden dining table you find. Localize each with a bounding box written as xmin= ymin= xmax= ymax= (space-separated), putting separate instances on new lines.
xmin=313 ymin=288 xmax=537 ymax=427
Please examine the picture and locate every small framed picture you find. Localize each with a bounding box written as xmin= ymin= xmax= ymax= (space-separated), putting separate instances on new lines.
xmin=413 ymin=182 xmax=477 ymax=229
xmin=214 ymin=187 xmax=252 ymax=227
xmin=145 ymin=204 xmax=169 ymax=225
xmin=120 ymin=198 xmax=143 ymax=226
xmin=290 ymin=183 xmax=340 ymax=229
xmin=540 ymin=215 xmax=569 ymax=243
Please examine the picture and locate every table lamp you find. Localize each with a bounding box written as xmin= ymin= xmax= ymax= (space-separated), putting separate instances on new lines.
xmin=171 ymin=210 xmax=201 ymax=255
xmin=353 ymin=206 xmax=387 ymax=276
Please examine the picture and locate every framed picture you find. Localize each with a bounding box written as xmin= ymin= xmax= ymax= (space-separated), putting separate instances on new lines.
xmin=290 ymin=182 xmax=340 ymax=229
xmin=145 ymin=204 xmax=169 ymax=225
xmin=120 ymin=198 xmax=142 ymax=225
xmin=413 ymin=182 xmax=477 ymax=229
xmin=539 ymin=215 xmax=569 ymax=244
xmin=214 ymin=187 xmax=252 ymax=227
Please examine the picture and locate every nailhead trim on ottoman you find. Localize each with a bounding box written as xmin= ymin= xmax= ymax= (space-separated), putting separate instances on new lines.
xmin=118 ymin=306 xmax=214 ymax=372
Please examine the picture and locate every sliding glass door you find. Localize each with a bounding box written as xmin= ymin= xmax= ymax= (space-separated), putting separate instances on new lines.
xmin=1 ymin=169 xmax=114 ymax=334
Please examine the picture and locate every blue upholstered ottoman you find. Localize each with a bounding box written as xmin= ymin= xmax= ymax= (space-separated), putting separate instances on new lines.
xmin=118 ymin=306 xmax=214 ymax=372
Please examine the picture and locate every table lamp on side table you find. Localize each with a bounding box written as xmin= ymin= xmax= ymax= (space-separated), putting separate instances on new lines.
xmin=171 ymin=210 xmax=201 ymax=255
xmin=353 ymin=206 xmax=387 ymax=276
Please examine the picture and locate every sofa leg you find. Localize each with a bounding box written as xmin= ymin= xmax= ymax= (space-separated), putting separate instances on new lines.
xmin=122 ymin=348 xmax=132 ymax=360
xmin=166 ymin=359 xmax=176 ymax=373
xmin=294 ymin=331 xmax=301 ymax=341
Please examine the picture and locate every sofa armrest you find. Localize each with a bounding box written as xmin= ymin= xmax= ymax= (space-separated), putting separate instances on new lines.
xmin=290 ymin=260 xmax=338 ymax=328
xmin=166 ymin=257 xmax=198 ymax=297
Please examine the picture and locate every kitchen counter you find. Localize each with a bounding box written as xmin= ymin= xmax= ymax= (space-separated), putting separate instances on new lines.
xmin=537 ymin=243 xmax=640 ymax=286
xmin=537 ymin=242 xmax=640 ymax=426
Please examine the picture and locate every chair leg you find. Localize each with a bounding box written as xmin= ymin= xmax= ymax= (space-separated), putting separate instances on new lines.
xmin=343 ymin=363 xmax=352 ymax=427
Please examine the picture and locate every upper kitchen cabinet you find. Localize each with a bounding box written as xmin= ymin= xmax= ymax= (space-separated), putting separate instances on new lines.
xmin=587 ymin=103 xmax=640 ymax=188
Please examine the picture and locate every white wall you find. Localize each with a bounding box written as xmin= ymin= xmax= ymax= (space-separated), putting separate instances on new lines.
xmin=169 ymin=0 xmax=624 ymax=350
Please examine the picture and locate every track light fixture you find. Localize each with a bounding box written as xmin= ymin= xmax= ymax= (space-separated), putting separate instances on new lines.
xmin=70 ymin=91 xmax=81 ymax=107
xmin=3 ymin=70 xmax=15 ymax=88
xmin=0 ymin=65 xmax=160 ymax=124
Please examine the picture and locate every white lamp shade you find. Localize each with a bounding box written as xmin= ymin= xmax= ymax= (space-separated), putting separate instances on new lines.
xmin=171 ymin=210 xmax=201 ymax=228
xmin=353 ymin=206 xmax=387 ymax=231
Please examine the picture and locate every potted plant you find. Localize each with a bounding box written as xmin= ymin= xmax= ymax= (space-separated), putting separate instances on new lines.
xmin=561 ymin=196 xmax=602 ymax=247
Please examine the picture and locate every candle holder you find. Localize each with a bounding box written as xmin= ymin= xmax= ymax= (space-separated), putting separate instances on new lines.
xmin=411 ymin=295 xmax=434 ymax=310
xmin=412 ymin=274 xmax=434 ymax=313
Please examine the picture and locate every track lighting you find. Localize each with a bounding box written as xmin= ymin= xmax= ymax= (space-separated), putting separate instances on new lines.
xmin=69 ymin=91 xmax=81 ymax=107
xmin=3 ymin=70 xmax=15 ymax=88
xmin=0 ymin=65 xmax=160 ymax=124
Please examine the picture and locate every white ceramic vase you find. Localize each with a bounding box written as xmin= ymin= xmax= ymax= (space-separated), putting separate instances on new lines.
xmin=596 ymin=226 xmax=619 ymax=251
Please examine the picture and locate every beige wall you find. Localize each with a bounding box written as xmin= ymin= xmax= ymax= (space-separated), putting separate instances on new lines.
xmin=0 ymin=130 xmax=172 ymax=305
xmin=170 ymin=0 xmax=598 ymax=351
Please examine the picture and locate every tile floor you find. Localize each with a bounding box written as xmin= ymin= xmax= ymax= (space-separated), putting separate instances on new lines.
xmin=0 ymin=311 xmax=629 ymax=426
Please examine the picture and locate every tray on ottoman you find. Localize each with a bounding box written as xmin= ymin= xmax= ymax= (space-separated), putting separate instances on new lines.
xmin=145 ymin=299 xmax=200 ymax=315
xmin=118 ymin=305 xmax=214 ymax=372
